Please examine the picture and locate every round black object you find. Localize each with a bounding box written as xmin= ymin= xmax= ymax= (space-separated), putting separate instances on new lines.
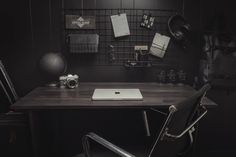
xmin=39 ymin=52 xmax=67 ymax=76
xmin=168 ymin=14 xmax=191 ymax=42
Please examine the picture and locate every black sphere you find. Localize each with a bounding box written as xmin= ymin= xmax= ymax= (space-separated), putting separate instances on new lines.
xmin=39 ymin=52 xmax=67 ymax=76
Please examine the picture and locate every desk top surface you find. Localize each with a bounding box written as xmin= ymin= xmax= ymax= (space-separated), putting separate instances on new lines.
xmin=11 ymin=82 xmax=217 ymax=110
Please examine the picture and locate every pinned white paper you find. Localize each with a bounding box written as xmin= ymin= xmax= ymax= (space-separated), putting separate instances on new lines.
xmin=110 ymin=13 xmax=130 ymax=38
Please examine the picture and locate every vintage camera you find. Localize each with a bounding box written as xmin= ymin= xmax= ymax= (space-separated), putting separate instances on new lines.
xmin=59 ymin=74 xmax=79 ymax=89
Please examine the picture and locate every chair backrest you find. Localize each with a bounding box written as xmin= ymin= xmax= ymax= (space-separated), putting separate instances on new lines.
xmin=165 ymin=83 xmax=210 ymax=136
xmin=0 ymin=60 xmax=19 ymax=106
xmin=0 ymin=61 xmax=26 ymax=127
xmin=148 ymin=83 xmax=211 ymax=157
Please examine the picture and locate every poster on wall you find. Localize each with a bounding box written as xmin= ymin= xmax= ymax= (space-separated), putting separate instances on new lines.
xmin=110 ymin=13 xmax=130 ymax=38
xmin=65 ymin=15 xmax=96 ymax=29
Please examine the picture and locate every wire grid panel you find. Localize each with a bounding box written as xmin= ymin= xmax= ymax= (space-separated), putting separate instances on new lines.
xmin=63 ymin=9 xmax=180 ymax=66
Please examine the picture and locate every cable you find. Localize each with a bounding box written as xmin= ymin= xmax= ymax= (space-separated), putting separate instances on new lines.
xmin=120 ymin=0 xmax=122 ymax=9
xmin=29 ymin=0 xmax=34 ymax=52
xmin=81 ymin=0 xmax=84 ymax=16
xmin=94 ymin=0 xmax=96 ymax=16
xmin=182 ymin=0 xmax=185 ymax=16
xmin=49 ymin=0 xmax=53 ymax=51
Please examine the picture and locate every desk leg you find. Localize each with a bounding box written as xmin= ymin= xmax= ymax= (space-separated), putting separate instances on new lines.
xmin=29 ymin=111 xmax=40 ymax=157
xmin=142 ymin=110 xmax=151 ymax=136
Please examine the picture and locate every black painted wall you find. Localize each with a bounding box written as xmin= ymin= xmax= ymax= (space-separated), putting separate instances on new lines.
xmin=196 ymin=0 xmax=236 ymax=156
xmin=62 ymin=0 xmax=201 ymax=84
xmin=0 ymin=0 xmax=203 ymax=96
xmin=1 ymin=0 xmax=236 ymax=157
xmin=0 ymin=1 xmax=33 ymax=156
xmin=27 ymin=0 xmax=203 ymax=89
xmin=0 ymin=0 xmax=36 ymax=96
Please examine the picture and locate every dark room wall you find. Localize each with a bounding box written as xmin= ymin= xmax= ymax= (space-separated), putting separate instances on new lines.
xmin=61 ymin=0 xmax=200 ymax=84
xmin=1 ymin=0 xmax=236 ymax=157
xmin=1 ymin=0 xmax=203 ymax=95
xmin=0 ymin=1 xmax=34 ymax=156
xmin=0 ymin=0 xmax=37 ymax=96
xmin=28 ymin=1 xmax=205 ymax=157
xmin=196 ymin=0 xmax=236 ymax=156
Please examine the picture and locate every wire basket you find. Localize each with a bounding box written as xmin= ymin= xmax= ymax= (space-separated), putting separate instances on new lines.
xmin=68 ymin=34 xmax=99 ymax=53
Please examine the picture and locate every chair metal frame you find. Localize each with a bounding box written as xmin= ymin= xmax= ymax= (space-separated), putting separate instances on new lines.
xmin=80 ymin=84 xmax=211 ymax=157
xmin=0 ymin=60 xmax=26 ymax=127
xmin=0 ymin=60 xmax=19 ymax=103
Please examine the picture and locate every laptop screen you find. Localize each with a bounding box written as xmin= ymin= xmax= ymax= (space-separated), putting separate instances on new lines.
xmin=92 ymin=89 xmax=143 ymax=101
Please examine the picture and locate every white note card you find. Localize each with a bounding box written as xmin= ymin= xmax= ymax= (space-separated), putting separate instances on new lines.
xmin=110 ymin=13 xmax=130 ymax=38
xmin=150 ymin=33 xmax=170 ymax=58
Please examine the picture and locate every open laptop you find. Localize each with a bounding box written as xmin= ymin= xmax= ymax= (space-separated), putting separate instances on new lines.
xmin=92 ymin=89 xmax=143 ymax=101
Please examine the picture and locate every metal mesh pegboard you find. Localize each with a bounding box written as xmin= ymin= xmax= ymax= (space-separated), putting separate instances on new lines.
xmin=63 ymin=9 xmax=181 ymax=66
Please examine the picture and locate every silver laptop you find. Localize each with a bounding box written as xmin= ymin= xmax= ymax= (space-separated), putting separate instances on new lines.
xmin=92 ymin=89 xmax=143 ymax=101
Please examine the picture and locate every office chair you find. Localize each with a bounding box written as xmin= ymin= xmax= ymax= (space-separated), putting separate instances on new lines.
xmin=0 ymin=60 xmax=27 ymax=137
xmin=78 ymin=83 xmax=211 ymax=157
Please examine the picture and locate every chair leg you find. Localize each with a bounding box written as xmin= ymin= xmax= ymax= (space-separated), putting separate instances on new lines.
xmin=177 ymin=129 xmax=194 ymax=156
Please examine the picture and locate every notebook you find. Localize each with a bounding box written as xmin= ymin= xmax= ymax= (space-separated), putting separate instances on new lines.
xmin=150 ymin=33 xmax=170 ymax=58
xmin=92 ymin=89 xmax=143 ymax=101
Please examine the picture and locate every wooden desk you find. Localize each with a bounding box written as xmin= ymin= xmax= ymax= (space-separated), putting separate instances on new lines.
xmin=11 ymin=82 xmax=217 ymax=157
xmin=12 ymin=82 xmax=216 ymax=110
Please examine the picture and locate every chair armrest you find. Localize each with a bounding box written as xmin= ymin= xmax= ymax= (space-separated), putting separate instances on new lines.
xmin=164 ymin=106 xmax=208 ymax=140
xmin=82 ymin=132 xmax=136 ymax=157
